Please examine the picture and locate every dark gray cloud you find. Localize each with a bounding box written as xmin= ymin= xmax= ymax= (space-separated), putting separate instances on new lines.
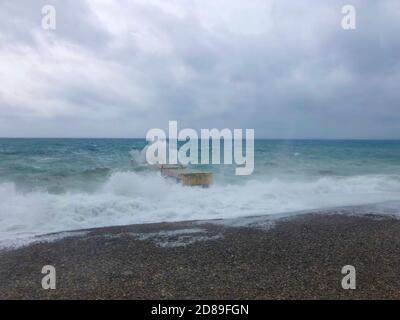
xmin=0 ymin=0 xmax=399 ymax=138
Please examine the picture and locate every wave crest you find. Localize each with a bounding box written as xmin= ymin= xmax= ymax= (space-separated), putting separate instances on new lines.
xmin=1 ymin=172 xmax=400 ymax=242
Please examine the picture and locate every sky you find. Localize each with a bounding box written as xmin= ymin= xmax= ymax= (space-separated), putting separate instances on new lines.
xmin=0 ymin=0 xmax=399 ymax=139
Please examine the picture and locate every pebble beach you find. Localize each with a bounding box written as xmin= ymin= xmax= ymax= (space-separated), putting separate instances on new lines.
xmin=1 ymin=210 xmax=400 ymax=300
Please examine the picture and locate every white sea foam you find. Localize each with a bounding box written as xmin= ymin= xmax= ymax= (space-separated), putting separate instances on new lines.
xmin=129 ymin=146 xmax=148 ymax=165
xmin=1 ymin=171 xmax=400 ymax=246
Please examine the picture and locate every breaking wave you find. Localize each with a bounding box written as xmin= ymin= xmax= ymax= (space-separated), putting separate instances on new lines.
xmin=1 ymin=171 xmax=400 ymax=244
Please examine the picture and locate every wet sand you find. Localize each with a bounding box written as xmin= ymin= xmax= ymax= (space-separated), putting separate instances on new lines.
xmin=1 ymin=210 xmax=400 ymax=299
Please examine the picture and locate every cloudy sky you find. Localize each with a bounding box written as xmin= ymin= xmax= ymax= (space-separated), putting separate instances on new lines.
xmin=0 ymin=0 xmax=399 ymax=138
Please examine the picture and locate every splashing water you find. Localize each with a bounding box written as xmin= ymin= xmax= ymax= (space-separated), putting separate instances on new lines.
xmin=1 ymin=138 xmax=400 ymax=245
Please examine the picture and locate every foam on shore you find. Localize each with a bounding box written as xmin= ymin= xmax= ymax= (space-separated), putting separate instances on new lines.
xmin=1 ymin=171 xmax=400 ymax=246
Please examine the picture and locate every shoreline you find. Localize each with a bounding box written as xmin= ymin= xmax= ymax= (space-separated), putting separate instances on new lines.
xmin=1 ymin=210 xmax=400 ymax=299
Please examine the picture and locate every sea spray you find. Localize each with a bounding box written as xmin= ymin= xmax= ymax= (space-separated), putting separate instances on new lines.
xmin=2 ymin=139 xmax=400 ymax=246
xmin=1 ymin=172 xmax=400 ymax=245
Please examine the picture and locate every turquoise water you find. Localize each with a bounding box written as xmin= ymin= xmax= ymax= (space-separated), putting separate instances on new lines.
xmin=1 ymin=139 xmax=400 ymax=191
xmin=0 ymin=138 xmax=147 ymax=193
xmin=1 ymin=138 xmax=400 ymax=243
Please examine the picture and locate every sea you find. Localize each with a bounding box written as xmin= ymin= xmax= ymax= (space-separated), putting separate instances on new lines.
xmin=1 ymin=138 xmax=400 ymax=245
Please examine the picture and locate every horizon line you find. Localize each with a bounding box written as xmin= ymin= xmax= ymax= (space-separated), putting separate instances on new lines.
xmin=1 ymin=137 xmax=400 ymax=141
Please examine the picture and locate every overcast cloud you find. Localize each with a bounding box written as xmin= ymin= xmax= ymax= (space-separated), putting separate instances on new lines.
xmin=0 ymin=0 xmax=399 ymax=138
